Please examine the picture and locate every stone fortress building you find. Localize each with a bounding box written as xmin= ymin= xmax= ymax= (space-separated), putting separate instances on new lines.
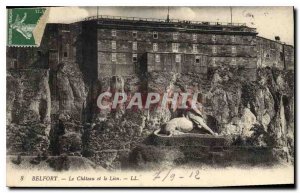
xmin=7 ymin=14 xmax=294 ymax=82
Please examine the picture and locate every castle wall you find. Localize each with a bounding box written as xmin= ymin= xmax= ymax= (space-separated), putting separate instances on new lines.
xmin=97 ymin=27 xmax=257 ymax=77
xmin=97 ymin=52 xmax=136 ymax=76
xmin=284 ymin=45 xmax=294 ymax=70
xmin=211 ymin=57 xmax=257 ymax=68
xmin=256 ymin=37 xmax=294 ymax=70
xmin=147 ymin=52 xmax=208 ymax=74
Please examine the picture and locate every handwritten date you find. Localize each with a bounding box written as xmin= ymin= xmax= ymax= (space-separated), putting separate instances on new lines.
xmin=153 ymin=168 xmax=200 ymax=181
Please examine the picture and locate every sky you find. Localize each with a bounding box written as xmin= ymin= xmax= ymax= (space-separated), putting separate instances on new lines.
xmin=48 ymin=6 xmax=294 ymax=45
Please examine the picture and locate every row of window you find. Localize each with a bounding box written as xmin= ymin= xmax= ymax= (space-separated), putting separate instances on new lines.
xmin=212 ymin=46 xmax=237 ymax=54
xmin=111 ymin=41 xmax=237 ymax=54
xmin=211 ymin=57 xmax=237 ymax=65
xmin=111 ymin=30 xmax=237 ymax=42
xmin=111 ymin=53 xmax=139 ymax=62
xmin=154 ymin=54 xmax=181 ymax=63
xmin=110 ymin=53 xmax=205 ymax=64
xmin=154 ymin=54 xmax=190 ymax=63
xmin=111 ymin=53 xmax=237 ymax=65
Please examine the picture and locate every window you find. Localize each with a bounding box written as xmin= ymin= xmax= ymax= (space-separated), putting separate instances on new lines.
xmin=112 ymin=53 xmax=116 ymax=62
xmin=175 ymin=54 xmax=181 ymax=63
xmin=153 ymin=32 xmax=158 ymax=39
xmin=193 ymin=34 xmax=197 ymax=41
xmin=173 ymin=32 xmax=179 ymax=40
xmin=153 ymin=43 xmax=158 ymax=52
xmin=133 ymin=42 xmax=137 ymax=51
xmin=64 ymin=52 xmax=68 ymax=57
xmin=112 ymin=41 xmax=116 ymax=50
xmin=193 ymin=44 xmax=198 ymax=53
xmin=231 ymin=46 xmax=236 ymax=54
xmin=112 ymin=30 xmax=116 ymax=37
xmin=195 ymin=56 xmax=200 ymax=64
xmin=155 ymin=54 xmax=160 ymax=62
xmin=212 ymin=35 xmax=216 ymax=42
xmin=132 ymin=31 xmax=137 ymax=38
xmin=231 ymin=58 xmax=236 ymax=65
xmin=231 ymin=35 xmax=236 ymax=43
xmin=212 ymin=46 xmax=217 ymax=54
xmin=172 ymin=43 xmax=179 ymax=52
xmin=132 ymin=54 xmax=137 ymax=62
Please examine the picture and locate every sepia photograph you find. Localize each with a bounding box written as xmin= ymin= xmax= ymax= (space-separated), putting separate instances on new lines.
xmin=5 ymin=6 xmax=295 ymax=187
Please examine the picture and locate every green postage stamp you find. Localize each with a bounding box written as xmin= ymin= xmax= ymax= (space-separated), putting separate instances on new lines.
xmin=7 ymin=8 xmax=46 ymax=47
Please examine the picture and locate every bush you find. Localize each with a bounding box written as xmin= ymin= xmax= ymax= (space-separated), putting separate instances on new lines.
xmin=47 ymin=154 xmax=70 ymax=171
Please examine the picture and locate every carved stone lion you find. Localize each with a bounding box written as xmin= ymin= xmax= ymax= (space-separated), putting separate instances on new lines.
xmin=158 ymin=117 xmax=194 ymax=136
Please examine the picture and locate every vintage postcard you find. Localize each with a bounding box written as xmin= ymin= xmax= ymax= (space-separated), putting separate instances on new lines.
xmin=6 ymin=6 xmax=294 ymax=187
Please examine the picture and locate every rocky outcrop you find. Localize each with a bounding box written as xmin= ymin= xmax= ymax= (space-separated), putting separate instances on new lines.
xmin=79 ymin=75 xmax=147 ymax=169
xmin=6 ymin=63 xmax=294 ymax=168
xmin=48 ymin=61 xmax=88 ymax=156
xmin=80 ymin=66 xmax=294 ymax=168
xmin=204 ymin=67 xmax=294 ymax=162
xmin=6 ymin=69 xmax=51 ymax=155
xmin=54 ymin=61 xmax=88 ymax=121
xmin=7 ymin=69 xmax=51 ymax=125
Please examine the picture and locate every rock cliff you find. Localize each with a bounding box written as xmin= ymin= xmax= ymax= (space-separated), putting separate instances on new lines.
xmin=7 ymin=65 xmax=294 ymax=167
xmin=7 ymin=69 xmax=51 ymax=155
